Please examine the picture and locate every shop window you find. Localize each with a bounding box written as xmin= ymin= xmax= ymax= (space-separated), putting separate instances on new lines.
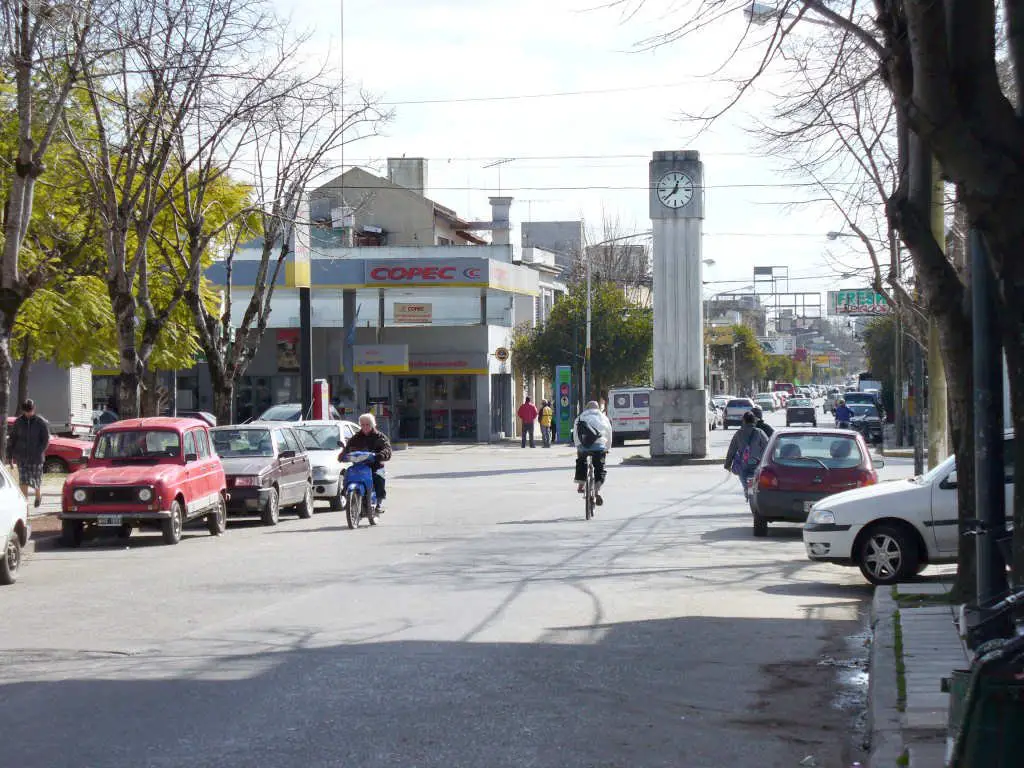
xmin=453 ymin=375 xmax=473 ymax=402
xmin=430 ymin=376 xmax=448 ymax=401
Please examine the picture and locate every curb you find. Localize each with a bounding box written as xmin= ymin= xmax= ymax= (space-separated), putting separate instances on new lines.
xmin=869 ymin=587 xmax=906 ymax=768
xmin=619 ymin=455 xmax=724 ymax=467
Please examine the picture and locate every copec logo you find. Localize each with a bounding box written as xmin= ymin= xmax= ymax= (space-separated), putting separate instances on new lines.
xmin=368 ymin=264 xmax=484 ymax=282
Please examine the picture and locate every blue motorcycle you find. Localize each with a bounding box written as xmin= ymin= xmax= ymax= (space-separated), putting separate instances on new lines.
xmin=342 ymin=451 xmax=379 ymax=529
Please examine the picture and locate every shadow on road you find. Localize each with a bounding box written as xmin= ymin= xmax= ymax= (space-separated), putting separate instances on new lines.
xmin=760 ymin=581 xmax=872 ymax=599
xmin=496 ymin=517 xmax=584 ymax=526
xmin=700 ymin=525 xmax=803 ymax=543
xmin=400 ymin=466 xmax=569 ymax=480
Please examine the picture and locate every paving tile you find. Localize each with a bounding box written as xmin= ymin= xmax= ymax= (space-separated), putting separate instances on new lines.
xmin=897 ymin=582 xmax=952 ymax=596
xmin=909 ymin=740 xmax=949 ymax=767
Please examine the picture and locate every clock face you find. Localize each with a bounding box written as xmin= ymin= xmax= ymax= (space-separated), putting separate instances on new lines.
xmin=656 ymin=171 xmax=695 ymax=209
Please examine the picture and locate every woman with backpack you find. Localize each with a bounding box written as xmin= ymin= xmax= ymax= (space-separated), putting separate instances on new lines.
xmin=724 ymin=411 xmax=769 ymax=499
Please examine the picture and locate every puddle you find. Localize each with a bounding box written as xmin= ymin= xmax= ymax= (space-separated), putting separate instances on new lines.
xmin=821 ymin=624 xmax=871 ymax=751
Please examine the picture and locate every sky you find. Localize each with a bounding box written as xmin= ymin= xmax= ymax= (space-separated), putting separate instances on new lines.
xmin=275 ymin=0 xmax=875 ymax=304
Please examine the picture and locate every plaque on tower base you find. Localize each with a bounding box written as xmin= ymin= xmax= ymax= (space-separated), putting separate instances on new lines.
xmin=650 ymin=388 xmax=707 ymax=458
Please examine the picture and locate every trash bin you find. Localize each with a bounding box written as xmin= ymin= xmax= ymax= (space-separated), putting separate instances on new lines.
xmin=944 ymin=662 xmax=1024 ymax=766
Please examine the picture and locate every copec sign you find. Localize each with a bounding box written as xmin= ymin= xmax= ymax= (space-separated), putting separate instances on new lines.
xmin=364 ymin=259 xmax=487 ymax=286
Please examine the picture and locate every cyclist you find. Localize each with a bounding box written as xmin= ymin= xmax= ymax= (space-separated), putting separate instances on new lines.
xmin=573 ymin=400 xmax=612 ymax=505
xmin=834 ymin=399 xmax=854 ymax=429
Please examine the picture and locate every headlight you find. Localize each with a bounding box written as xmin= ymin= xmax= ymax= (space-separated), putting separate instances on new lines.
xmin=137 ymin=487 xmax=153 ymax=502
xmin=807 ymin=508 xmax=836 ymax=526
xmin=80 ymin=447 xmax=90 ymax=458
xmin=72 ymin=488 xmax=87 ymax=503
xmin=233 ymin=476 xmax=259 ymax=487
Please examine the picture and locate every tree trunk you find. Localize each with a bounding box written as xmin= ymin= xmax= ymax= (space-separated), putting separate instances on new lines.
xmin=16 ymin=337 xmax=32 ymax=409
xmin=1004 ymin=325 xmax=1024 ymax=588
xmin=109 ymin=271 xmax=141 ymax=420
xmin=140 ymin=368 xmax=160 ymax=418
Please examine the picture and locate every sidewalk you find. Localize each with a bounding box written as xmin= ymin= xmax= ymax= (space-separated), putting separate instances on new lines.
xmin=869 ymin=578 xmax=969 ymax=767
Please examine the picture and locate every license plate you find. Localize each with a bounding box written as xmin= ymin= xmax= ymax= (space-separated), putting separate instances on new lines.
xmin=97 ymin=515 xmax=122 ymax=527
xmin=803 ymin=501 xmax=814 ymax=514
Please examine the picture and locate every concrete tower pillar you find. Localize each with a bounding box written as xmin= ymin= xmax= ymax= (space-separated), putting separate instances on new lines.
xmin=649 ymin=150 xmax=708 ymax=458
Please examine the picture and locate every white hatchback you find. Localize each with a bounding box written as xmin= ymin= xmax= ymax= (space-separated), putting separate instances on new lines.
xmin=803 ymin=437 xmax=1014 ymax=585
xmin=293 ymin=420 xmax=361 ymax=510
xmin=1 ymin=463 xmax=29 ymax=585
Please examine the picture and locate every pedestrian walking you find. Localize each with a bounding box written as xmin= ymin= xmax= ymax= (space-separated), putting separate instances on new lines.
xmin=8 ymin=398 xmax=50 ymax=509
xmin=539 ymin=400 xmax=554 ymax=447
xmin=724 ymin=411 xmax=768 ymax=501
xmin=518 ymin=396 xmax=538 ymax=448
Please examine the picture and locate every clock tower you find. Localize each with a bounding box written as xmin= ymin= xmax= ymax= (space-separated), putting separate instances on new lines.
xmin=648 ymin=150 xmax=708 ymax=458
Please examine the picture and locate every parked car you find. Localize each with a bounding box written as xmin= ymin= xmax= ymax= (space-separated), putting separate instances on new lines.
xmin=210 ymin=423 xmax=314 ymax=525
xmin=1 ymin=462 xmax=28 ymax=584
xmin=60 ymin=417 xmax=228 ymax=546
xmin=712 ymin=395 xmax=731 ymax=411
xmin=750 ymin=429 xmax=881 ymax=537
xmin=804 ymin=435 xmax=1012 ymax=585
xmin=7 ymin=417 xmax=92 ymax=474
xmin=723 ymin=398 xmax=755 ymax=429
xmin=844 ymin=391 xmax=886 ymax=420
xmin=256 ymin=403 xmax=343 ymax=422
xmin=754 ymin=393 xmax=777 ymax=413
xmin=706 ymin=398 xmax=722 ymax=431
xmin=294 ymin=420 xmax=360 ymax=510
xmin=608 ymin=386 xmax=652 ymax=446
xmin=785 ymin=397 xmax=818 ymax=427
xmin=177 ymin=410 xmax=217 ymax=427
xmin=92 ymin=409 xmax=119 ymax=430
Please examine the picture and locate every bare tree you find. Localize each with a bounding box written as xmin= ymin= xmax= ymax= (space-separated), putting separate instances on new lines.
xmin=181 ymin=79 xmax=389 ymax=425
xmin=63 ymin=0 xmax=278 ymax=418
xmin=573 ymin=211 xmax=653 ymax=307
xmin=0 ymin=0 xmax=96 ymax=454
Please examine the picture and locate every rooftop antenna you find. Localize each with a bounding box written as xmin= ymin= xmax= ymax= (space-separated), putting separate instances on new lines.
xmin=482 ymin=158 xmax=515 ymax=195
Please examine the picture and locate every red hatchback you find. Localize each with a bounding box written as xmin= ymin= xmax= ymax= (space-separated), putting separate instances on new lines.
xmin=749 ymin=429 xmax=881 ymax=537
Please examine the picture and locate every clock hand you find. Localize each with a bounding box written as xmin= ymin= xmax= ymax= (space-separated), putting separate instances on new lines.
xmin=670 ymin=181 xmax=679 ymax=196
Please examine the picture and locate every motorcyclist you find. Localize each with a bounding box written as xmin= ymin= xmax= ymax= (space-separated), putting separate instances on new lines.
xmin=339 ymin=412 xmax=392 ymax=512
xmin=750 ymin=405 xmax=774 ymax=438
xmin=573 ymin=400 xmax=613 ymax=506
xmin=834 ymin=399 xmax=854 ymax=429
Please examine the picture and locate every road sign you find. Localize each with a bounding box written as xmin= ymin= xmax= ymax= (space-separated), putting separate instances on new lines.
xmin=556 ymin=365 xmax=573 ymax=442
xmin=494 ymin=346 xmax=510 ymax=362
xmin=828 ymin=288 xmax=890 ymax=315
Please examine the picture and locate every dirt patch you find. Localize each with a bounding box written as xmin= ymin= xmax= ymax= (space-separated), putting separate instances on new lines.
xmin=729 ymin=630 xmax=869 ymax=767
xmin=29 ymin=513 xmax=62 ymax=536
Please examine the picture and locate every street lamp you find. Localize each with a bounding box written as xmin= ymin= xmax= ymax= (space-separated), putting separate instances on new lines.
xmin=826 ymin=230 xmax=860 ymax=241
xmin=744 ymin=1 xmax=834 ymax=28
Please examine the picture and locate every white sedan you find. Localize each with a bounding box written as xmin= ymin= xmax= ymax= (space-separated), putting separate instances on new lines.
xmin=803 ymin=441 xmax=1013 ymax=585
xmin=1 ymin=463 xmax=29 ymax=585
xmin=293 ymin=420 xmax=360 ymax=510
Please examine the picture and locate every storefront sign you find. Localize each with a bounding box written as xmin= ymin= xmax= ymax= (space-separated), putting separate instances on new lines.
xmin=757 ymin=336 xmax=795 ymax=355
xmin=364 ymin=259 xmax=488 ymax=286
xmin=556 ymin=365 xmax=573 ymax=442
xmin=828 ymin=288 xmax=890 ymax=315
xmin=354 ymin=344 xmax=409 ymax=373
xmin=276 ymin=329 xmax=300 ymax=372
xmin=813 ymin=355 xmax=831 ymax=365
xmin=394 ymin=303 xmax=433 ymax=324
xmin=408 ymin=352 xmax=488 ymax=375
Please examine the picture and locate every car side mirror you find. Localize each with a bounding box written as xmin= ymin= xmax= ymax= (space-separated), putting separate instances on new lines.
xmin=185 ymin=453 xmax=199 ymax=463
xmin=941 ymin=471 xmax=958 ymax=490
xmin=873 ymin=458 xmax=885 ymax=468
xmin=279 ymin=449 xmax=296 ymax=459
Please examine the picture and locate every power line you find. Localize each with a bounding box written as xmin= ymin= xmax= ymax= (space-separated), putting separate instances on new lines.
xmin=360 ymin=80 xmax=699 ymax=107
xmin=312 ymin=181 xmax=865 ymax=192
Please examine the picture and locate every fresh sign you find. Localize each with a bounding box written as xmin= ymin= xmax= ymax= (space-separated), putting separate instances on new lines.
xmin=828 ymin=289 xmax=890 ymax=315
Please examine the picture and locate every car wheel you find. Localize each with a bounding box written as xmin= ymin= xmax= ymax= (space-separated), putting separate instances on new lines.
xmin=812 ymin=420 xmax=817 ymax=428
xmin=753 ymin=513 xmax=768 ymax=537
xmin=161 ymin=500 xmax=184 ymax=545
xmin=207 ymin=496 xmax=227 ymax=536
xmin=294 ymin=485 xmax=314 ymax=519
xmin=43 ymin=457 xmax=69 ymax=474
xmin=857 ymin=523 xmax=918 ymax=585
xmin=261 ymin=487 xmax=280 ymax=526
xmin=328 ymin=486 xmax=344 ymax=511
xmin=1 ymin=532 xmax=21 ymax=585
xmin=60 ymin=520 xmax=83 ymax=548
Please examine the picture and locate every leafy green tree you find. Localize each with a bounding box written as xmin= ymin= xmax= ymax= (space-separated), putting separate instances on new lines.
xmin=708 ymin=324 xmax=765 ymax=395
xmin=512 ymin=282 xmax=653 ymax=403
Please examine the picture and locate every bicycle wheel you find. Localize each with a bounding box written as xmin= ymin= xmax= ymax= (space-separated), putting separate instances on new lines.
xmin=585 ymin=458 xmax=595 ymax=520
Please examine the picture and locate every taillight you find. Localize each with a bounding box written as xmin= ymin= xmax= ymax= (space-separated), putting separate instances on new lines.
xmin=759 ymin=468 xmax=779 ymax=489
xmin=857 ymin=469 xmax=877 ymax=487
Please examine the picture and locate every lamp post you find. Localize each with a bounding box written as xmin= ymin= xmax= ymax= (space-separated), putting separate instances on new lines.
xmin=731 ymin=342 xmax=741 ymax=395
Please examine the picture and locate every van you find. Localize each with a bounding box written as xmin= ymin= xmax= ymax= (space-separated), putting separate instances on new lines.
xmin=607 ymin=387 xmax=652 ymax=446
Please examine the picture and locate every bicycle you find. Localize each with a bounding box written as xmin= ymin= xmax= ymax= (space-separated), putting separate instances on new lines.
xmin=583 ymin=455 xmax=595 ymax=520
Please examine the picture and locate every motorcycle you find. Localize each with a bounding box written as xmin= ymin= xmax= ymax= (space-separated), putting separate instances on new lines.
xmin=342 ymin=451 xmax=380 ymax=529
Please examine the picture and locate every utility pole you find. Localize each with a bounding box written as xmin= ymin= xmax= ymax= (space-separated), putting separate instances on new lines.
xmin=913 ymin=337 xmax=925 ymax=476
xmin=927 ymin=158 xmax=949 ymax=469
xmin=891 ymin=231 xmax=904 ymax=447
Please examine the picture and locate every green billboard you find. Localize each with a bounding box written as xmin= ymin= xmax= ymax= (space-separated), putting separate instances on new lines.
xmin=556 ymin=365 xmax=573 ymax=442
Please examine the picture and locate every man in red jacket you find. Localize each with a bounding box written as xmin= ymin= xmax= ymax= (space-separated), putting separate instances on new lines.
xmin=518 ymin=396 xmax=538 ymax=448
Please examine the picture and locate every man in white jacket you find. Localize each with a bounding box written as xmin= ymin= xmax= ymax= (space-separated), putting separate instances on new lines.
xmin=573 ymin=400 xmax=613 ymax=505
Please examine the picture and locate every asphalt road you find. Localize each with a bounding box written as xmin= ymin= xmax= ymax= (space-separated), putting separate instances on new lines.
xmin=2 ymin=406 xmax=911 ymax=768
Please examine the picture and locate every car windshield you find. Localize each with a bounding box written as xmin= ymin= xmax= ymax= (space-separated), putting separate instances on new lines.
xmin=919 ymin=453 xmax=957 ymax=485
xmin=727 ymin=399 xmax=752 ymax=408
xmin=772 ymin=434 xmax=863 ymax=469
xmin=848 ymin=404 xmax=879 ymax=417
xmin=210 ymin=428 xmax=274 ymax=457
xmin=94 ymin=430 xmax=181 ymax=460
xmin=295 ymin=425 xmax=340 ymax=451
xmin=788 ymin=399 xmax=813 ymax=407
xmin=258 ymin=405 xmax=299 ymax=421
xmin=844 ymin=394 xmax=874 ymax=404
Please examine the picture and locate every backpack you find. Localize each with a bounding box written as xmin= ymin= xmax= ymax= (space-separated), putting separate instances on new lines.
xmin=730 ymin=430 xmax=758 ymax=475
xmin=576 ymin=419 xmax=601 ymax=447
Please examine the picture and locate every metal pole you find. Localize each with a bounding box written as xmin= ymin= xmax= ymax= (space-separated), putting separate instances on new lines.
xmin=970 ymin=228 xmax=1011 ymax=640
xmin=584 ymin=251 xmax=591 ymax=403
xmin=913 ymin=336 xmax=925 ymax=476
xmin=732 ymin=344 xmax=738 ymax=395
xmin=892 ymin=232 xmax=904 ymax=447
xmin=299 ymin=286 xmax=313 ymax=420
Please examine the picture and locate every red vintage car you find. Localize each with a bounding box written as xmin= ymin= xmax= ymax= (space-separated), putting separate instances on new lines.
xmin=60 ymin=417 xmax=227 ymax=547
xmin=5 ymin=417 xmax=92 ymax=474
